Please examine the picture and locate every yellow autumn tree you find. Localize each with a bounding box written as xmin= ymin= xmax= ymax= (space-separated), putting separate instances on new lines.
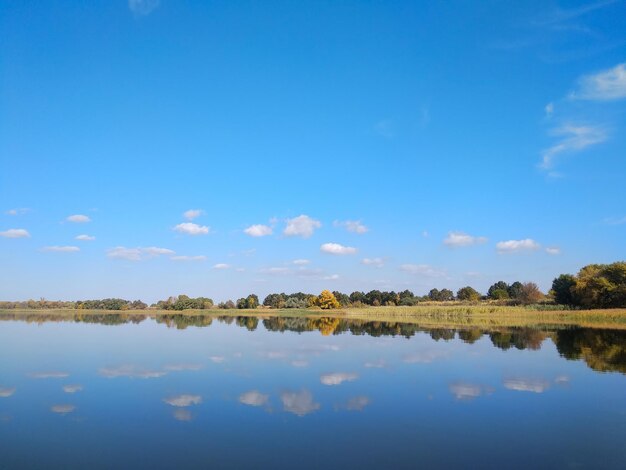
xmin=318 ymin=290 xmax=340 ymax=309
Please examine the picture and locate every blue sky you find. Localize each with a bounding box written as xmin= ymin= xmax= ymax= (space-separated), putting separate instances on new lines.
xmin=1 ymin=0 xmax=625 ymax=302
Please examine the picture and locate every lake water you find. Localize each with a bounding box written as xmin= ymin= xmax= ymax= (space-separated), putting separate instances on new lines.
xmin=0 ymin=314 xmax=625 ymax=469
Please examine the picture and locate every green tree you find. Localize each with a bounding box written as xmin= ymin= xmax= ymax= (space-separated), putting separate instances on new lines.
xmin=551 ymin=274 xmax=576 ymax=306
xmin=456 ymin=286 xmax=481 ymax=301
xmin=488 ymin=281 xmax=510 ymax=299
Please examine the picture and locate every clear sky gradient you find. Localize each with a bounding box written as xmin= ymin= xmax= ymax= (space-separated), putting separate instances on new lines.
xmin=1 ymin=0 xmax=625 ymax=302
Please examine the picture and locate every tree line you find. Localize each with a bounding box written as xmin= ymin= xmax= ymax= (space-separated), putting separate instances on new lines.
xmin=0 ymin=261 xmax=623 ymax=311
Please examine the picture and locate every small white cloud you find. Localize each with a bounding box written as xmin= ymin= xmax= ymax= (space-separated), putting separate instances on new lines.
xmin=545 ymin=102 xmax=554 ymax=118
xmin=66 ymin=214 xmax=91 ymax=223
xmin=292 ymin=259 xmax=310 ymax=265
xmin=399 ymin=264 xmax=445 ymax=277
xmin=345 ymin=395 xmax=371 ymax=411
xmin=5 ymin=208 xmax=29 ymax=216
xmin=51 ymin=404 xmax=75 ymax=414
xmin=0 ymin=387 xmax=16 ymax=398
xmin=239 ymin=390 xmax=269 ymax=407
xmin=260 ymin=267 xmax=291 ymax=275
xmin=364 ymin=359 xmax=386 ymax=368
xmin=163 ymin=394 xmax=202 ymax=407
xmin=213 ymin=263 xmax=230 ymax=270
xmin=107 ymin=246 xmax=175 ymax=261
xmin=173 ymin=409 xmax=193 ymax=421
xmin=449 ymin=382 xmax=493 ymax=400
xmin=403 ymin=350 xmax=448 ymax=364
xmin=28 ymin=371 xmax=70 ymax=379
xmin=42 ymin=246 xmax=80 ymax=253
xmin=334 ymin=220 xmax=369 ymax=234
xmin=209 ymin=356 xmax=226 ymax=363
xmin=63 ymin=384 xmax=83 ymax=394
xmin=361 ymin=258 xmax=384 ymax=268
xmin=540 ymin=124 xmax=607 ymax=170
xmin=443 ymin=232 xmax=488 ymax=247
xmin=545 ymin=246 xmax=561 ymax=255
xmin=283 ymin=215 xmax=321 ymax=238
xmin=244 ymin=224 xmax=273 ymax=237
xmin=173 ymin=223 xmax=210 ymax=236
xmin=571 ymin=63 xmax=626 ymax=101
xmin=496 ymin=239 xmax=541 ymax=254
xmin=281 ymin=389 xmax=320 ymax=416
xmin=320 ymin=243 xmax=357 ymax=255
xmin=320 ymin=372 xmax=358 ymax=386
xmin=503 ymin=378 xmax=550 ymax=393
xmin=183 ymin=209 xmax=203 ymax=220
xmin=422 ymin=230 xmax=429 ymax=238
xmin=99 ymin=365 xmax=166 ymax=379
xmin=171 ymin=255 xmax=206 ymax=261
xmin=75 ymin=234 xmax=95 ymax=241
xmin=163 ymin=364 xmax=203 ymax=372
xmin=0 ymin=228 xmax=30 ymax=238
xmin=128 ymin=0 xmax=159 ymax=15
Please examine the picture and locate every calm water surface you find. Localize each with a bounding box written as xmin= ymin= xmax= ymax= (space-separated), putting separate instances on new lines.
xmin=0 ymin=315 xmax=625 ymax=469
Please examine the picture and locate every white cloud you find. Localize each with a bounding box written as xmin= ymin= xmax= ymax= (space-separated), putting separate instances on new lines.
xmin=503 ymin=378 xmax=550 ymax=393
xmin=239 ymin=390 xmax=269 ymax=407
xmin=209 ymin=356 xmax=226 ymax=363
xmin=334 ymin=220 xmax=369 ymax=234
xmin=63 ymin=384 xmax=83 ymax=394
xmin=283 ymin=215 xmax=321 ymax=238
xmin=0 ymin=228 xmax=30 ymax=238
xmin=173 ymin=409 xmax=193 ymax=421
xmin=51 ymin=404 xmax=75 ymax=414
xmin=281 ymin=389 xmax=320 ymax=416
xmin=364 ymin=359 xmax=387 ymax=368
xmin=292 ymin=259 xmax=310 ymax=265
xmin=0 ymin=387 xmax=16 ymax=398
xmin=260 ymin=267 xmax=291 ymax=275
xmin=128 ymin=0 xmax=159 ymax=15
xmin=540 ymin=124 xmax=607 ymax=169
xmin=496 ymin=239 xmax=541 ymax=253
xmin=403 ymin=350 xmax=448 ymax=364
xmin=399 ymin=264 xmax=445 ymax=277
xmin=183 ymin=209 xmax=203 ymax=220
xmin=320 ymin=372 xmax=358 ymax=386
xmin=66 ymin=214 xmax=91 ymax=223
xmin=42 ymin=246 xmax=80 ymax=253
xmin=171 ymin=255 xmax=206 ymax=261
xmin=449 ymin=382 xmax=494 ymax=401
xmin=5 ymin=208 xmax=29 ymax=216
xmin=99 ymin=365 xmax=166 ymax=379
xmin=163 ymin=364 xmax=203 ymax=371
xmin=173 ymin=222 xmax=210 ymax=236
xmin=320 ymin=243 xmax=357 ymax=255
xmin=443 ymin=232 xmax=487 ymax=247
xmin=163 ymin=394 xmax=202 ymax=407
xmin=345 ymin=396 xmax=371 ymax=411
xmin=213 ymin=263 xmax=230 ymax=270
xmin=75 ymin=234 xmax=95 ymax=241
xmin=545 ymin=102 xmax=554 ymax=118
xmin=107 ymin=246 xmax=174 ymax=261
xmin=244 ymin=224 xmax=273 ymax=237
xmin=545 ymin=246 xmax=561 ymax=255
xmin=571 ymin=63 xmax=626 ymax=101
xmin=361 ymin=258 xmax=385 ymax=268
xmin=28 ymin=371 xmax=69 ymax=379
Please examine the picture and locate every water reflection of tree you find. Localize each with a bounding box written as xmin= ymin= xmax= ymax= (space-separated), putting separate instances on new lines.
xmin=156 ymin=314 xmax=213 ymax=329
xmin=489 ymin=328 xmax=546 ymax=351
xmin=555 ymin=328 xmax=626 ymax=374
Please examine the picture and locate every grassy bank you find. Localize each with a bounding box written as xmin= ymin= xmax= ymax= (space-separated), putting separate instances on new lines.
xmin=1 ymin=304 xmax=626 ymax=329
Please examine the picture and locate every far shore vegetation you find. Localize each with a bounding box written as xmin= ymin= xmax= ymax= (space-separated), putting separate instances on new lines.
xmin=1 ymin=262 xmax=625 ymax=319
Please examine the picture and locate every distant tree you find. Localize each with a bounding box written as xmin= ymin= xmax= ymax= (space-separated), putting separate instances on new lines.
xmin=332 ymin=291 xmax=351 ymax=307
xmin=507 ymin=282 xmax=524 ymax=300
xmin=365 ymin=290 xmax=382 ymax=306
xmin=263 ymin=293 xmax=286 ymax=309
xmin=518 ymin=282 xmax=543 ymax=305
xmin=284 ymin=297 xmax=308 ymax=308
xmin=551 ymin=274 xmax=576 ymax=306
xmin=318 ymin=290 xmax=340 ymax=309
xmin=428 ymin=288 xmax=441 ymax=301
xmin=488 ymin=281 xmax=510 ymax=299
xmin=429 ymin=288 xmax=454 ymax=301
xmin=349 ymin=291 xmax=365 ymax=304
xmin=236 ymin=298 xmax=247 ymax=309
xmin=571 ymin=262 xmax=626 ymax=308
xmin=456 ymin=286 xmax=481 ymax=302
xmin=245 ymin=294 xmax=259 ymax=309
